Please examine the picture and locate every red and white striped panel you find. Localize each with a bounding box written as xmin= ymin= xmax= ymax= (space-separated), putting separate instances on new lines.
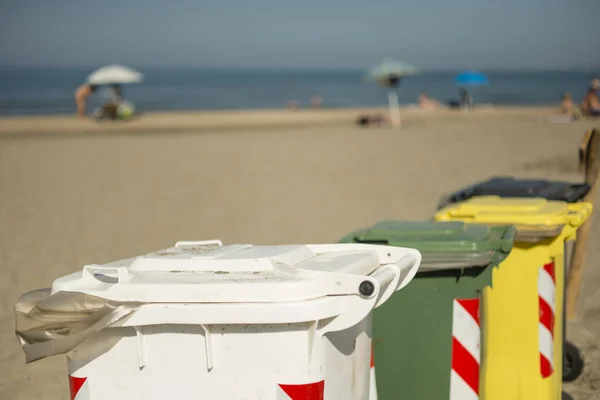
xmin=69 ymin=376 xmax=89 ymax=400
xmin=450 ymin=298 xmax=481 ymax=400
xmin=369 ymin=345 xmax=378 ymax=400
xmin=277 ymin=380 xmax=324 ymax=400
xmin=538 ymin=261 xmax=556 ymax=378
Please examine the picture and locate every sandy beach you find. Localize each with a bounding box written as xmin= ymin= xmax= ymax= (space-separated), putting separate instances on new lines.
xmin=1 ymin=108 xmax=599 ymax=399
xmin=0 ymin=105 xmax=557 ymax=137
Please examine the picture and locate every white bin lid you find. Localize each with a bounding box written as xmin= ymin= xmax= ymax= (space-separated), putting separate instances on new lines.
xmin=52 ymin=241 xmax=421 ymax=303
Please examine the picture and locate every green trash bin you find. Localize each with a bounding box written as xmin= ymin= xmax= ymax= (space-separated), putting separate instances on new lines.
xmin=339 ymin=220 xmax=516 ymax=400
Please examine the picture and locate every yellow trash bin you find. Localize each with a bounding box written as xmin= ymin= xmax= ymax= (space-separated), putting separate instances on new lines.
xmin=434 ymin=196 xmax=592 ymax=400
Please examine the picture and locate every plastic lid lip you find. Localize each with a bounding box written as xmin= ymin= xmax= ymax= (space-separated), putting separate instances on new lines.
xmin=513 ymin=225 xmax=565 ymax=241
xmin=369 ymin=220 xmax=495 ymax=237
xmin=355 ymin=220 xmax=489 ymax=241
xmin=370 ymin=220 xmax=469 ymax=232
xmin=353 ymin=236 xmax=505 ymax=253
xmin=438 ymin=222 xmax=564 ymax=241
xmin=355 ymin=237 xmax=487 ymax=252
xmin=351 ymin=238 xmax=508 ymax=260
xmin=470 ymin=223 xmax=564 ymax=239
xmin=417 ymin=251 xmax=495 ymax=271
xmin=348 ymin=223 xmax=515 ymax=255
xmin=388 ymin=240 xmax=491 ymax=252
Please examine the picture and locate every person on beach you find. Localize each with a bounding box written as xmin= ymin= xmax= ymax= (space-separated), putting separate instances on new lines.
xmin=459 ymin=88 xmax=473 ymax=109
xmin=419 ymin=92 xmax=442 ymax=110
xmin=549 ymin=93 xmax=581 ymax=123
xmin=559 ymin=93 xmax=580 ymax=119
xmin=74 ymin=83 xmax=98 ymax=118
xmin=310 ymin=95 xmax=323 ymax=108
xmin=448 ymin=89 xmax=473 ymax=109
xmin=356 ymin=114 xmax=387 ymax=127
xmin=96 ymin=84 xmax=125 ymax=120
xmin=582 ymin=88 xmax=600 ymax=116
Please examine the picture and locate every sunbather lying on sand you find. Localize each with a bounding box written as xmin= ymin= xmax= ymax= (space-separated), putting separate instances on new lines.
xmin=419 ymin=93 xmax=442 ymax=110
xmin=356 ymin=114 xmax=387 ymax=127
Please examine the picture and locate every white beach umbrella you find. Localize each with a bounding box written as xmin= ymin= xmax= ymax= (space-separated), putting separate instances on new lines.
xmin=366 ymin=59 xmax=419 ymax=128
xmin=87 ymin=65 xmax=144 ymax=85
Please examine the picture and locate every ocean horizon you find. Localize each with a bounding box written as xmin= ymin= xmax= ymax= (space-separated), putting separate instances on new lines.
xmin=0 ymin=66 xmax=597 ymax=116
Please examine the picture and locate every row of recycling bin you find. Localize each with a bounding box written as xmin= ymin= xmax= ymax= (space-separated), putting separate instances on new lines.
xmin=15 ymin=177 xmax=593 ymax=400
xmin=348 ymin=177 xmax=593 ymax=400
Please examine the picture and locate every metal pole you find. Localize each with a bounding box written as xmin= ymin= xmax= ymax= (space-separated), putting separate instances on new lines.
xmin=388 ymin=91 xmax=401 ymax=127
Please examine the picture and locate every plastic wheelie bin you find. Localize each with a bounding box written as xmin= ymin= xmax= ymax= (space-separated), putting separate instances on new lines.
xmin=15 ymin=241 xmax=422 ymax=400
xmin=435 ymin=197 xmax=592 ymax=400
xmin=339 ymin=221 xmax=516 ymax=400
xmin=439 ymin=176 xmax=592 ymax=382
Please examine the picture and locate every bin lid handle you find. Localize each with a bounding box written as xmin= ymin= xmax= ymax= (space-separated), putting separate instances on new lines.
xmin=82 ymin=265 xmax=131 ymax=284
xmin=565 ymin=203 xmax=593 ymax=227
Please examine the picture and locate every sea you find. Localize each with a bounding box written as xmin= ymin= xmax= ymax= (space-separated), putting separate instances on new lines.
xmin=0 ymin=67 xmax=597 ymax=116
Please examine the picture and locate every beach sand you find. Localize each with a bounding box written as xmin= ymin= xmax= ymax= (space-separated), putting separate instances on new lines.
xmin=1 ymin=108 xmax=599 ymax=399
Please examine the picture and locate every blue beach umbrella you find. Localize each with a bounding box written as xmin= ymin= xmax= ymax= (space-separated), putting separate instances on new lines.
xmin=366 ymin=59 xmax=419 ymax=127
xmin=455 ymin=71 xmax=489 ymax=108
xmin=455 ymin=71 xmax=489 ymax=86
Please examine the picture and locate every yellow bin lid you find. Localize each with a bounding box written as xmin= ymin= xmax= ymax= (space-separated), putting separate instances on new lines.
xmin=434 ymin=196 xmax=592 ymax=240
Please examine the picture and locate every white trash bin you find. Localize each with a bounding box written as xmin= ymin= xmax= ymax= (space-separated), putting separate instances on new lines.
xmin=15 ymin=241 xmax=421 ymax=400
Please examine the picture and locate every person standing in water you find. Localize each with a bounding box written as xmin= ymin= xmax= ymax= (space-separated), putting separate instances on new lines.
xmin=74 ymin=83 xmax=98 ymax=118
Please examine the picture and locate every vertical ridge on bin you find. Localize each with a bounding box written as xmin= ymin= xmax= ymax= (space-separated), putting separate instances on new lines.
xmin=450 ymin=298 xmax=480 ymax=400
xmin=538 ymin=262 xmax=556 ymax=378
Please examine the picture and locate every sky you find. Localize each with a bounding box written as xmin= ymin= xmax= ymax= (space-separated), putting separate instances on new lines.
xmin=1 ymin=0 xmax=599 ymax=70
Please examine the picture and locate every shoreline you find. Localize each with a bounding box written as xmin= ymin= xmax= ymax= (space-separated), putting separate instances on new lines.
xmin=0 ymin=105 xmax=558 ymax=137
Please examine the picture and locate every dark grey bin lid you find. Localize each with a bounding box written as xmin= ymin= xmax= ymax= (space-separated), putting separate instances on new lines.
xmin=443 ymin=177 xmax=590 ymax=208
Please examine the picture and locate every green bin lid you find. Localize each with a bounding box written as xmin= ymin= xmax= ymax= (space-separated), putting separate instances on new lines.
xmin=339 ymin=221 xmax=516 ymax=271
